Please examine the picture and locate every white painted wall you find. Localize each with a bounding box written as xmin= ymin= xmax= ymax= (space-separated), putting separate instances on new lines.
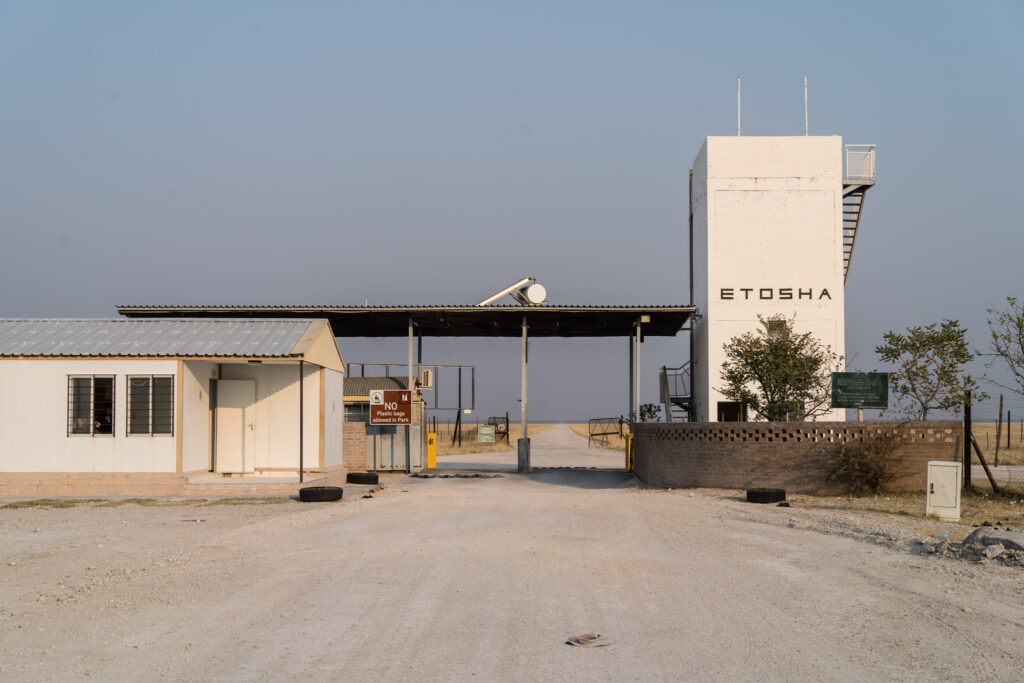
xmin=323 ymin=369 xmax=344 ymax=468
xmin=0 ymin=359 xmax=178 ymax=472
xmin=218 ymin=362 xmax=322 ymax=470
xmin=181 ymin=361 xmax=216 ymax=472
xmin=302 ymin=363 xmax=319 ymax=470
xmin=691 ymin=136 xmax=845 ymax=421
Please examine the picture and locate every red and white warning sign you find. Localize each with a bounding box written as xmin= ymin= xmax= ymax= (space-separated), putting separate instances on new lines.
xmin=369 ymin=389 xmax=412 ymax=425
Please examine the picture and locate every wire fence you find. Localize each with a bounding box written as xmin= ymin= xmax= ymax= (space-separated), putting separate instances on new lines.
xmin=968 ymin=421 xmax=1024 ymax=494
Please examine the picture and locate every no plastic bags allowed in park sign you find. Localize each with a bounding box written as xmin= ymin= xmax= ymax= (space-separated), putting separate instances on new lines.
xmin=370 ymin=389 xmax=412 ymax=425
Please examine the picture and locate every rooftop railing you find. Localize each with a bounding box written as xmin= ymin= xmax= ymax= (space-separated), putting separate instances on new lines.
xmin=845 ymin=144 xmax=876 ymax=181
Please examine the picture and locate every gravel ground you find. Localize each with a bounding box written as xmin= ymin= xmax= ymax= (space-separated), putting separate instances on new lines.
xmin=2 ymin=427 xmax=1023 ymax=681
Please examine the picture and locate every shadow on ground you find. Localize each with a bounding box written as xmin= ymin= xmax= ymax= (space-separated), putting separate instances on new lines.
xmin=525 ymin=467 xmax=637 ymax=490
xmin=411 ymin=467 xmax=637 ymax=490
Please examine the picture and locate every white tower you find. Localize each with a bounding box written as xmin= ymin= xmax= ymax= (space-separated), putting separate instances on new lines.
xmin=689 ymin=136 xmax=874 ymax=422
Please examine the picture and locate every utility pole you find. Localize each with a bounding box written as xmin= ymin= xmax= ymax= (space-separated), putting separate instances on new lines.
xmin=963 ymin=390 xmax=972 ymax=488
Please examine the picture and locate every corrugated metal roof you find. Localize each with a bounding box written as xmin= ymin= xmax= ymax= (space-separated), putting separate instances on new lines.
xmin=0 ymin=319 xmax=323 ymax=358
xmin=343 ymin=376 xmax=409 ymax=397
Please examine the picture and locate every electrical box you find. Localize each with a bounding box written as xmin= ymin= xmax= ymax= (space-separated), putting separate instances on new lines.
xmin=419 ymin=368 xmax=433 ymax=389
xmin=926 ymin=461 xmax=962 ymax=521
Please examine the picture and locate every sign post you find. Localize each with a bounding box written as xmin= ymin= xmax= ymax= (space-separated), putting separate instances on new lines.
xmin=831 ymin=373 xmax=889 ymax=412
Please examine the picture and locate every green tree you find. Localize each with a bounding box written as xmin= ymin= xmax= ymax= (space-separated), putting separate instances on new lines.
xmin=718 ymin=315 xmax=841 ymax=421
xmin=639 ymin=403 xmax=662 ymax=422
xmin=875 ymin=319 xmax=984 ymax=420
xmin=987 ymin=296 xmax=1024 ymax=396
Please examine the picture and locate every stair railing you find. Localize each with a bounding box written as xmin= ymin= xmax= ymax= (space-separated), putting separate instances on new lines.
xmin=660 ymin=363 xmax=694 ymax=422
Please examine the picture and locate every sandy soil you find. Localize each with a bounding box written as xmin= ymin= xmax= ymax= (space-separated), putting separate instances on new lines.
xmin=2 ymin=427 xmax=1023 ymax=681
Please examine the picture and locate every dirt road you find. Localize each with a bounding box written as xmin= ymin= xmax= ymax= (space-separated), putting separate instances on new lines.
xmin=2 ymin=427 xmax=1023 ymax=681
xmin=437 ymin=424 xmax=626 ymax=470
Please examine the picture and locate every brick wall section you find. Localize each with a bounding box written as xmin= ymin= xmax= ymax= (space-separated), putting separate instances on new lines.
xmin=633 ymin=421 xmax=962 ymax=495
xmin=342 ymin=421 xmax=367 ymax=473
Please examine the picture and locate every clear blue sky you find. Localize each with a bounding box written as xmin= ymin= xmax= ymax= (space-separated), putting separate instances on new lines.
xmin=2 ymin=1 xmax=1022 ymax=422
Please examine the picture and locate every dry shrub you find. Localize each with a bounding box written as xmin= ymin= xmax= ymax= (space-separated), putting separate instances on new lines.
xmin=2 ymin=498 xmax=104 ymax=509
xmin=826 ymin=431 xmax=908 ymax=496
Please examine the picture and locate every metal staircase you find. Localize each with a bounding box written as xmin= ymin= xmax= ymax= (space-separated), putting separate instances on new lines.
xmin=842 ymin=144 xmax=876 ymax=285
xmin=659 ymin=363 xmax=694 ymax=422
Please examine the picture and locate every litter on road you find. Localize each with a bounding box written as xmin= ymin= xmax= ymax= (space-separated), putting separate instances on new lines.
xmin=566 ymin=633 xmax=611 ymax=648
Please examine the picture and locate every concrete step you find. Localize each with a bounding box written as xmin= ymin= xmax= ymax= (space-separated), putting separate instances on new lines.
xmin=1 ymin=470 xmax=354 ymax=498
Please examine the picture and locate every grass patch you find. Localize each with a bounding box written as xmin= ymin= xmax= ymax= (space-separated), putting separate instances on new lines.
xmin=96 ymin=498 xmax=207 ymax=508
xmin=2 ymin=498 xmax=105 ymax=509
xmin=201 ymin=497 xmax=291 ymax=506
xmin=791 ymin=487 xmax=1024 ymax=528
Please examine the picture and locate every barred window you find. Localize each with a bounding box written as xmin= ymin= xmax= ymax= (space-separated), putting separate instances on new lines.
xmin=68 ymin=376 xmax=115 ymax=436
xmin=344 ymin=403 xmax=369 ymax=423
xmin=128 ymin=376 xmax=174 ymax=435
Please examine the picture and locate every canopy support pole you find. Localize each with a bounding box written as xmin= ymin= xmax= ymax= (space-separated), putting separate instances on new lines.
xmin=407 ymin=318 xmax=413 ymax=474
xmin=628 ymin=334 xmax=634 ymax=426
xmin=635 ymin=320 xmax=642 ymax=425
xmin=518 ymin=316 xmax=530 ymax=472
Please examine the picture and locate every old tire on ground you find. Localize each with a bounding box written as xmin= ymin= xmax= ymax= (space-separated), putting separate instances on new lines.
xmin=746 ymin=488 xmax=786 ymax=504
xmin=299 ymin=486 xmax=343 ymax=502
xmin=347 ymin=472 xmax=379 ymax=485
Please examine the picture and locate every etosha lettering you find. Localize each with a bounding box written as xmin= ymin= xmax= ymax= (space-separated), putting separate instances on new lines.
xmin=720 ymin=288 xmax=832 ymax=301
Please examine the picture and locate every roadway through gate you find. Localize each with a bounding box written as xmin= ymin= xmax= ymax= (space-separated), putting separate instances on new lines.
xmin=435 ymin=424 xmax=625 ymax=472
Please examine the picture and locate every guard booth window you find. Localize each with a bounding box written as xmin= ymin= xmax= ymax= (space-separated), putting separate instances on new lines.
xmin=68 ymin=376 xmax=115 ymax=436
xmin=345 ymin=403 xmax=369 ymax=423
xmin=128 ymin=376 xmax=174 ymax=435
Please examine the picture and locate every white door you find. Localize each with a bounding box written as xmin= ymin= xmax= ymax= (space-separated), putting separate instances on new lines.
xmin=216 ymin=380 xmax=256 ymax=473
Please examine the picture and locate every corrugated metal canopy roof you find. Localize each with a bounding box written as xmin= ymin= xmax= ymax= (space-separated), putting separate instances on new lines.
xmin=116 ymin=305 xmax=695 ymax=337
xmin=0 ymin=319 xmax=324 ymax=358
xmin=343 ymin=376 xmax=409 ymax=397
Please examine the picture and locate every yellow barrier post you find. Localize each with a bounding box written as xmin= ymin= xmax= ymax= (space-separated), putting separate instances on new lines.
xmin=426 ymin=432 xmax=437 ymax=469
xmin=625 ymin=434 xmax=634 ymax=472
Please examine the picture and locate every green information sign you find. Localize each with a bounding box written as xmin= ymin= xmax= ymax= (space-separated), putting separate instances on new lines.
xmin=477 ymin=425 xmax=496 ymax=443
xmin=831 ymin=372 xmax=889 ymax=409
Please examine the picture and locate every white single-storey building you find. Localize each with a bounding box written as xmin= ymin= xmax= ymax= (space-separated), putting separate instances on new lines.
xmin=0 ymin=319 xmax=345 ymax=477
